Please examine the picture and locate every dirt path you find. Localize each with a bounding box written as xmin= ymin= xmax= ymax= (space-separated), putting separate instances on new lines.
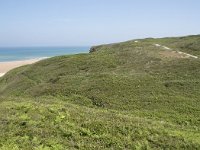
xmin=154 ymin=44 xmax=198 ymax=59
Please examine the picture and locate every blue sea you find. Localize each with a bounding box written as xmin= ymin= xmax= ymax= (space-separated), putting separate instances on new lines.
xmin=0 ymin=47 xmax=90 ymax=62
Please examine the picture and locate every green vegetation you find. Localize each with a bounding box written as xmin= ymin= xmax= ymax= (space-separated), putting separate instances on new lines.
xmin=0 ymin=35 xmax=200 ymax=149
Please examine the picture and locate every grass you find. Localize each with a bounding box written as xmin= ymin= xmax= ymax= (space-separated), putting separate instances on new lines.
xmin=0 ymin=35 xmax=200 ymax=149
xmin=0 ymin=97 xmax=200 ymax=149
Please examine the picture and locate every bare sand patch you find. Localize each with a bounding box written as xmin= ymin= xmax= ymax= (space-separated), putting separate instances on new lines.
xmin=160 ymin=51 xmax=188 ymax=58
xmin=0 ymin=58 xmax=46 ymax=77
xmin=154 ymin=43 xmax=198 ymax=59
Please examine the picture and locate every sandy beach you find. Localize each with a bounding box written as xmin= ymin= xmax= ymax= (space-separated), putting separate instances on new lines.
xmin=0 ymin=58 xmax=46 ymax=77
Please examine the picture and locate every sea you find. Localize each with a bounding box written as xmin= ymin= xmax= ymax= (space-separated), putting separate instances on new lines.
xmin=0 ymin=47 xmax=90 ymax=62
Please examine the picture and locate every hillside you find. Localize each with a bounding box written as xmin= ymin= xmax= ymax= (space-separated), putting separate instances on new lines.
xmin=0 ymin=35 xmax=200 ymax=149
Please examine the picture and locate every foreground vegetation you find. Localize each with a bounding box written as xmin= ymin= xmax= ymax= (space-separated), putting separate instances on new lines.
xmin=0 ymin=35 xmax=200 ymax=149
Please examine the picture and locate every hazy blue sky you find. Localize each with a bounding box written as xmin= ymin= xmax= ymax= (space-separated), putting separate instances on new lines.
xmin=0 ymin=0 xmax=200 ymax=46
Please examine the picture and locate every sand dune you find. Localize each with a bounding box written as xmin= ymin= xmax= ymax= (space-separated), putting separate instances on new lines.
xmin=0 ymin=58 xmax=46 ymax=77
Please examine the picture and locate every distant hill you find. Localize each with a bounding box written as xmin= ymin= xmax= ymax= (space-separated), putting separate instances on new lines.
xmin=0 ymin=35 xmax=200 ymax=149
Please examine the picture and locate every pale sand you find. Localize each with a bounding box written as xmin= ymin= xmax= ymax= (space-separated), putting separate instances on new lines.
xmin=0 ymin=58 xmax=47 ymax=77
xmin=0 ymin=73 xmax=5 ymax=77
xmin=154 ymin=44 xmax=198 ymax=59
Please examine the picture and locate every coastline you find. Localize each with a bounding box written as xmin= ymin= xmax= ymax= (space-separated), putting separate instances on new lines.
xmin=0 ymin=57 xmax=48 ymax=77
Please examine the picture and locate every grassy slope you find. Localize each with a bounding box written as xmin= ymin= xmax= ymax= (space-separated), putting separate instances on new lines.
xmin=0 ymin=35 xmax=200 ymax=149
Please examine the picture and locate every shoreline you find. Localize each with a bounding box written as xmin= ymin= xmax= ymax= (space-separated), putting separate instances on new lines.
xmin=0 ymin=57 xmax=48 ymax=77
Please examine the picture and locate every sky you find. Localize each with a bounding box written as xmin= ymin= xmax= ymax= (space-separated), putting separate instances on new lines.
xmin=0 ymin=0 xmax=200 ymax=47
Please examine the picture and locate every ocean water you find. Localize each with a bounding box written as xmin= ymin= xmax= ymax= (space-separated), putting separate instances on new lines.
xmin=0 ymin=47 xmax=90 ymax=62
